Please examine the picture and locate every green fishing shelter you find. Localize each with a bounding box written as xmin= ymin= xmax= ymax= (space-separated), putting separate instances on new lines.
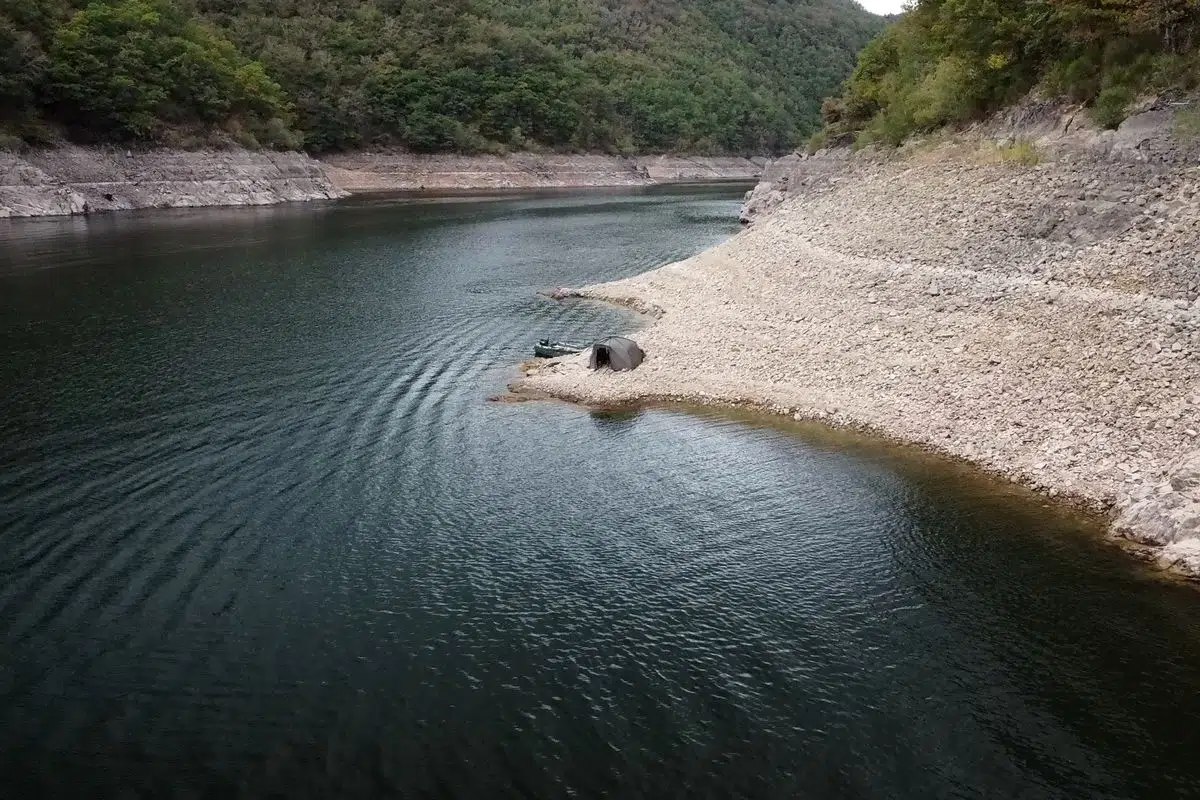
xmin=589 ymin=337 xmax=644 ymax=371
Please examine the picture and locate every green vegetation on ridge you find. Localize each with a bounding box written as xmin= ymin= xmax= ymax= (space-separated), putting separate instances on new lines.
xmin=822 ymin=0 xmax=1200 ymax=148
xmin=0 ymin=0 xmax=883 ymax=153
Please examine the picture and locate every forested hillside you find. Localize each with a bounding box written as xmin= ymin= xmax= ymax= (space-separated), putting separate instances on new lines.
xmin=821 ymin=0 xmax=1200 ymax=148
xmin=0 ymin=0 xmax=882 ymax=153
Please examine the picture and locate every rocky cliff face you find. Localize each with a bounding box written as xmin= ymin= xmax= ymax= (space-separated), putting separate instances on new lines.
xmin=0 ymin=146 xmax=346 ymax=218
xmin=737 ymin=150 xmax=848 ymax=222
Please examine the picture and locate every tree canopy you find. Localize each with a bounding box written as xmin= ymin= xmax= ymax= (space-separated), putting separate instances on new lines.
xmin=821 ymin=0 xmax=1200 ymax=147
xmin=0 ymin=0 xmax=884 ymax=153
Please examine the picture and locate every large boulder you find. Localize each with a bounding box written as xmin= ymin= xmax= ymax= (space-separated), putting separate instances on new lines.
xmin=736 ymin=149 xmax=851 ymax=223
xmin=1115 ymin=449 xmax=1200 ymax=570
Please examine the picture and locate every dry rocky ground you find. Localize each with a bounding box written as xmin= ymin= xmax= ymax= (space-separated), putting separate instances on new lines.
xmin=520 ymin=103 xmax=1200 ymax=575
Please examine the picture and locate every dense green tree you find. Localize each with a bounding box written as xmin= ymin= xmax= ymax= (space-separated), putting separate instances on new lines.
xmin=0 ymin=18 xmax=38 ymax=111
xmin=825 ymin=0 xmax=1200 ymax=147
xmin=45 ymin=0 xmax=290 ymax=141
xmin=0 ymin=0 xmax=883 ymax=153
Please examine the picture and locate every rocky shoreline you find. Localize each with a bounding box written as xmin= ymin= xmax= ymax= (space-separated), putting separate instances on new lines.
xmin=0 ymin=146 xmax=347 ymax=218
xmin=518 ymin=104 xmax=1200 ymax=576
xmin=0 ymin=147 xmax=763 ymax=218
xmin=322 ymin=152 xmax=764 ymax=192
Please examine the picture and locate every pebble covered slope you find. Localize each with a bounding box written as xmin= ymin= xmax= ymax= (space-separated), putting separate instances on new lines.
xmin=520 ymin=108 xmax=1200 ymax=574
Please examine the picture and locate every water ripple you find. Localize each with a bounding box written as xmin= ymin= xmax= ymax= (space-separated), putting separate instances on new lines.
xmin=3 ymin=189 xmax=1200 ymax=799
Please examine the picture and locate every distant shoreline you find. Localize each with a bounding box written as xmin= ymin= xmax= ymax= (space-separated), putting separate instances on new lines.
xmin=321 ymin=152 xmax=764 ymax=194
xmin=0 ymin=146 xmax=765 ymax=219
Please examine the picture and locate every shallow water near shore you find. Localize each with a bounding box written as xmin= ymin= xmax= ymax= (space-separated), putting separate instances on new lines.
xmin=4 ymin=186 xmax=1200 ymax=798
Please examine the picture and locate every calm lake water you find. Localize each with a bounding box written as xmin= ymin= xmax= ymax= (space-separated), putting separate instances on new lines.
xmin=4 ymin=186 xmax=1200 ymax=799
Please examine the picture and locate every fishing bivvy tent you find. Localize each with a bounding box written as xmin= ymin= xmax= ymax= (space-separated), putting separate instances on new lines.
xmin=589 ymin=337 xmax=644 ymax=371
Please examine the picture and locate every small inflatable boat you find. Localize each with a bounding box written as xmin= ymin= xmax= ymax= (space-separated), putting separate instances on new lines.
xmin=534 ymin=339 xmax=585 ymax=359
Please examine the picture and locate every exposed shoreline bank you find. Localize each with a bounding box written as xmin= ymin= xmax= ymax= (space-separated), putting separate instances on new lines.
xmin=517 ymin=106 xmax=1200 ymax=576
xmin=0 ymin=147 xmax=764 ymax=218
xmin=0 ymin=146 xmax=347 ymax=218
xmin=321 ymin=152 xmax=765 ymax=192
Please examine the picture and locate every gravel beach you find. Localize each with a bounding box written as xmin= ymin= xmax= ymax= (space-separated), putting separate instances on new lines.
xmin=519 ymin=125 xmax=1200 ymax=574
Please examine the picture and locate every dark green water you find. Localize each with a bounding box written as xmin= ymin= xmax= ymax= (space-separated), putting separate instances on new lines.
xmin=3 ymin=186 xmax=1200 ymax=799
